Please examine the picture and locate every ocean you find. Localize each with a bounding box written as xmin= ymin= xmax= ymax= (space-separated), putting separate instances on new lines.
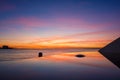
xmin=0 ymin=48 xmax=98 ymax=61
xmin=0 ymin=48 xmax=120 ymax=80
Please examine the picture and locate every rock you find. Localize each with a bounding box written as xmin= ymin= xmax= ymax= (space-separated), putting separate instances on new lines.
xmin=38 ymin=52 xmax=43 ymax=57
xmin=2 ymin=45 xmax=12 ymax=49
xmin=75 ymin=54 xmax=85 ymax=58
xmin=99 ymin=37 xmax=120 ymax=53
xmin=99 ymin=37 xmax=120 ymax=68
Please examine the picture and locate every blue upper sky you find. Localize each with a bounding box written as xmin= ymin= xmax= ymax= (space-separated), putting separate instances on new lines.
xmin=0 ymin=0 xmax=120 ymax=19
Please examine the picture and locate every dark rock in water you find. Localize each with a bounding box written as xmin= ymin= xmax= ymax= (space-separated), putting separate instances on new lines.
xmin=99 ymin=37 xmax=120 ymax=68
xmin=38 ymin=52 xmax=43 ymax=57
xmin=2 ymin=45 xmax=9 ymax=49
xmin=1 ymin=45 xmax=13 ymax=49
xmin=75 ymin=54 xmax=85 ymax=58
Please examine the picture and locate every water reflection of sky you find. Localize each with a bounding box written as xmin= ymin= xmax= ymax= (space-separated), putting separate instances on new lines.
xmin=0 ymin=51 xmax=120 ymax=80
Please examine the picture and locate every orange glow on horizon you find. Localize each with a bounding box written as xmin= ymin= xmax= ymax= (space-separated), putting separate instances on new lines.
xmin=0 ymin=39 xmax=111 ymax=49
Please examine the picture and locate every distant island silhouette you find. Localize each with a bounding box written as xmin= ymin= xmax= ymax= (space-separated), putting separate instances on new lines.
xmin=0 ymin=45 xmax=13 ymax=49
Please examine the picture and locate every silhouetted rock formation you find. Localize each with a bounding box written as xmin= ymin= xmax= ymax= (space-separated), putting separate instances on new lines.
xmin=75 ymin=54 xmax=85 ymax=58
xmin=99 ymin=37 xmax=120 ymax=53
xmin=38 ymin=52 xmax=43 ymax=57
xmin=1 ymin=45 xmax=12 ymax=49
xmin=2 ymin=45 xmax=9 ymax=49
xmin=99 ymin=37 xmax=120 ymax=68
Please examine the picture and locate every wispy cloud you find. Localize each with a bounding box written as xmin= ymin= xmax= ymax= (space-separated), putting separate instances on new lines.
xmin=18 ymin=30 xmax=116 ymax=48
xmin=0 ymin=16 xmax=114 ymax=30
xmin=0 ymin=16 xmax=119 ymax=48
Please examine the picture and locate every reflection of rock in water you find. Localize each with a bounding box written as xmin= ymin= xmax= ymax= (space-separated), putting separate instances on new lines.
xmin=75 ymin=54 xmax=85 ymax=58
xmin=99 ymin=37 xmax=120 ymax=68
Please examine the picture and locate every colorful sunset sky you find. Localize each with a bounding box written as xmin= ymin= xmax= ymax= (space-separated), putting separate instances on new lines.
xmin=0 ymin=0 xmax=120 ymax=49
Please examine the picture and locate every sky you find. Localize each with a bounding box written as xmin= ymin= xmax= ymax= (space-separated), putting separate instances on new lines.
xmin=0 ymin=0 xmax=120 ymax=49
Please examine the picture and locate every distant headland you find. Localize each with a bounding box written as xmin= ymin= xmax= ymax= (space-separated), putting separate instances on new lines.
xmin=0 ymin=45 xmax=13 ymax=49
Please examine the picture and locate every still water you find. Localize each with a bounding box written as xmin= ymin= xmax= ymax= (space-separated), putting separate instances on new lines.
xmin=0 ymin=48 xmax=96 ymax=61
xmin=0 ymin=49 xmax=120 ymax=80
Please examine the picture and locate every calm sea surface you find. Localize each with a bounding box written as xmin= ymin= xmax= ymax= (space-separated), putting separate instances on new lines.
xmin=0 ymin=48 xmax=98 ymax=61
xmin=0 ymin=48 xmax=120 ymax=80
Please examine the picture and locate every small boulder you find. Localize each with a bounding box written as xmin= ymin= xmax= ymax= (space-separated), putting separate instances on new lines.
xmin=75 ymin=54 xmax=85 ymax=58
xmin=38 ymin=52 xmax=43 ymax=57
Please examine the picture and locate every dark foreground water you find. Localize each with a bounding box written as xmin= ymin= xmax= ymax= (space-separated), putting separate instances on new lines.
xmin=0 ymin=49 xmax=120 ymax=80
